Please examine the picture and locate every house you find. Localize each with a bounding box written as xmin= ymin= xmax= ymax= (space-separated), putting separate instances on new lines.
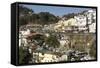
xmin=74 ymin=15 xmax=88 ymax=31
xmin=32 ymin=51 xmax=68 ymax=63
xmin=19 ymin=29 xmax=31 ymax=47
xmin=32 ymin=52 xmax=58 ymax=62
xmin=54 ymin=18 xmax=77 ymax=32
xmin=85 ymin=10 xmax=96 ymax=25
xmin=85 ymin=10 xmax=96 ymax=33
xmin=89 ymin=23 xmax=96 ymax=33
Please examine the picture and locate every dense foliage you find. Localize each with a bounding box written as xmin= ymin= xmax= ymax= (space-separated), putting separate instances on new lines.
xmin=62 ymin=13 xmax=77 ymax=20
xmin=19 ymin=5 xmax=59 ymax=27
xmin=19 ymin=46 xmax=32 ymax=64
xmin=89 ymin=41 xmax=96 ymax=58
xmin=45 ymin=34 xmax=60 ymax=48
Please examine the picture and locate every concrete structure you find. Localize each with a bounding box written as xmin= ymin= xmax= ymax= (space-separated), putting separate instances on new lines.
xmin=54 ymin=18 xmax=77 ymax=32
xmin=74 ymin=15 xmax=87 ymax=31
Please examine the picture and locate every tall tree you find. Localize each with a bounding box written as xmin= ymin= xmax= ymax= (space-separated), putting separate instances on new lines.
xmin=19 ymin=46 xmax=32 ymax=64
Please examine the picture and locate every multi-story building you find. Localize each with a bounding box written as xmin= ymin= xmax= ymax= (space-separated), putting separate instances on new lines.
xmin=74 ymin=9 xmax=96 ymax=33
xmin=85 ymin=10 xmax=96 ymax=24
xmin=54 ymin=18 xmax=77 ymax=32
xmin=85 ymin=10 xmax=96 ymax=33
xmin=74 ymin=14 xmax=88 ymax=32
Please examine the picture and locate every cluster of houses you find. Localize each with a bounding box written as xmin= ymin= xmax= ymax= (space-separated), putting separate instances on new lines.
xmin=19 ymin=9 xmax=96 ymax=63
xmin=19 ymin=9 xmax=96 ymax=34
xmin=19 ymin=28 xmax=69 ymax=63
xmin=31 ymin=52 xmax=68 ymax=63
xmin=19 ymin=28 xmax=95 ymax=63
xmin=52 ymin=9 xmax=96 ymax=33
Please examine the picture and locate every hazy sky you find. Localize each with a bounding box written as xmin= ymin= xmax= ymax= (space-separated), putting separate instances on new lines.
xmin=20 ymin=4 xmax=92 ymax=17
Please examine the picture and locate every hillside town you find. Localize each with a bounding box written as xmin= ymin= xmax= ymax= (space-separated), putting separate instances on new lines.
xmin=19 ymin=5 xmax=96 ymax=64
xmin=43 ymin=10 xmax=96 ymax=33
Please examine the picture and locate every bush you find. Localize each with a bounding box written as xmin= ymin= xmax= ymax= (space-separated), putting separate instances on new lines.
xmin=45 ymin=34 xmax=60 ymax=48
xmin=89 ymin=42 xmax=96 ymax=58
xmin=19 ymin=46 xmax=32 ymax=64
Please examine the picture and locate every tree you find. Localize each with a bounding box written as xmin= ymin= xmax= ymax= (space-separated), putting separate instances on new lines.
xmin=31 ymin=14 xmax=39 ymax=23
xmin=19 ymin=46 xmax=32 ymax=64
xmin=45 ymin=34 xmax=60 ymax=48
xmin=19 ymin=5 xmax=59 ymax=26
xmin=32 ymin=34 xmax=45 ymax=46
xmin=19 ymin=16 xmax=28 ymax=27
xmin=19 ymin=5 xmax=34 ymax=27
xmin=63 ymin=13 xmax=76 ymax=20
xmin=89 ymin=41 xmax=96 ymax=58
xmin=19 ymin=5 xmax=34 ymax=16
xmin=38 ymin=12 xmax=59 ymax=25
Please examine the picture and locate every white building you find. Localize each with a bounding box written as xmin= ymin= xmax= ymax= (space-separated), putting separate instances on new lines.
xmin=89 ymin=23 xmax=96 ymax=33
xmin=85 ymin=10 xmax=96 ymax=24
xmin=74 ymin=9 xmax=96 ymax=32
xmin=54 ymin=18 xmax=77 ymax=32
xmin=19 ymin=29 xmax=31 ymax=47
xmin=85 ymin=10 xmax=96 ymax=33
xmin=74 ymin=15 xmax=87 ymax=31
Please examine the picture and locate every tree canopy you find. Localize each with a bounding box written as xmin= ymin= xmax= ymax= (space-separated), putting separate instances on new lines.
xmin=45 ymin=34 xmax=60 ymax=48
xmin=19 ymin=5 xmax=59 ymax=27
xmin=19 ymin=46 xmax=32 ymax=64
